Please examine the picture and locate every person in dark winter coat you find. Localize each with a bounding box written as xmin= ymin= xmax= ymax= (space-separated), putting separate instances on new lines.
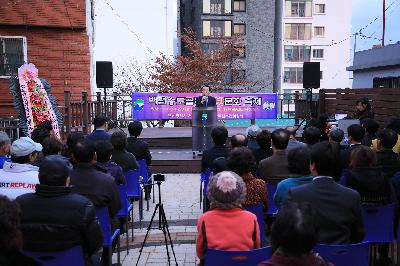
xmin=16 ymin=155 xmax=103 ymax=266
xmin=258 ymin=202 xmax=333 ymax=266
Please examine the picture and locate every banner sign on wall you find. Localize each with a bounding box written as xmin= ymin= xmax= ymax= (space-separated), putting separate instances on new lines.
xmin=132 ymin=92 xmax=277 ymax=120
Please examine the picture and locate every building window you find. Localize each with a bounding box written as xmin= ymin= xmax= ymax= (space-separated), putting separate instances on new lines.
xmin=285 ymin=23 xmax=312 ymax=40
xmin=203 ymin=43 xmax=221 ymax=57
xmin=203 ymin=0 xmax=232 ymax=15
xmin=233 ymin=24 xmax=246 ymax=35
xmin=314 ymin=26 xmax=325 ymax=37
xmin=233 ymin=46 xmax=246 ymax=57
xmin=285 ymin=0 xmax=312 ymax=17
xmin=203 ymin=20 xmax=232 ymax=38
xmin=232 ymin=69 xmax=246 ymax=81
xmin=315 ymin=4 xmax=326 ymax=14
xmin=373 ymin=77 xmax=400 ymax=88
xmin=284 ymin=45 xmax=311 ymax=62
xmin=313 ymin=49 xmax=324 ymax=58
xmin=0 ymin=37 xmax=26 ymax=77
xmin=284 ymin=67 xmax=303 ymax=83
xmin=233 ymin=0 xmax=246 ymax=11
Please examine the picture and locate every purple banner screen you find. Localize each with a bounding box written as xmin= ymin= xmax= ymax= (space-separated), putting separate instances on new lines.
xmin=132 ymin=93 xmax=277 ymax=120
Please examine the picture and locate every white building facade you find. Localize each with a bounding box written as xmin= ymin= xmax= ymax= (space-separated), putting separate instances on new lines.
xmin=280 ymin=0 xmax=352 ymax=96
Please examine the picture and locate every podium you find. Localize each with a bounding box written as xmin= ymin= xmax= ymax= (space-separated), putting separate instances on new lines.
xmin=192 ymin=106 xmax=217 ymax=152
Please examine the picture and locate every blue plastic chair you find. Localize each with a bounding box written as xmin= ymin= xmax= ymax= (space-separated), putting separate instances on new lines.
xmin=205 ymin=246 xmax=272 ymax=266
xmin=96 ymin=207 xmax=121 ymax=266
xmin=362 ymin=203 xmax=395 ymax=243
xmin=125 ymin=169 xmax=143 ymax=220
xmin=200 ymin=168 xmax=212 ymax=211
xmin=23 ymin=246 xmax=85 ymax=266
xmin=314 ymin=242 xmax=370 ymax=266
xmin=137 ymin=159 xmax=149 ymax=182
xmin=266 ymin=184 xmax=277 ymax=216
xmin=243 ymin=203 xmax=266 ymax=243
xmin=116 ymin=185 xmax=134 ymax=249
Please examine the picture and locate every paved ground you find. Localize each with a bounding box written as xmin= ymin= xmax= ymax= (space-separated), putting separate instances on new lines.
xmin=114 ymin=173 xmax=202 ymax=265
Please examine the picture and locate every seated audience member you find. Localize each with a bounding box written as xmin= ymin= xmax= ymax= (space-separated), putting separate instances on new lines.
xmin=253 ymin=130 xmax=273 ymax=164
xmin=258 ymin=202 xmax=333 ymax=266
xmin=372 ymin=118 xmax=400 ymax=154
xmin=201 ymin=126 xmax=229 ymax=172
xmin=227 ymin=147 xmax=268 ymax=211
xmin=340 ymin=124 xmax=365 ymax=169
xmin=317 ymin=114 xmax=331 ymax=141
xmin=246 ymin=125 xmax=262 ymax=152
xmin=328 ymin=128 xmax=346 ymax=150
xmin=16 ymin=155 xmax=103 ymax=265
xmin=376 ymin=128 xmax=400 ymax=179
xmin=196 ymin=171 xmax=260 ymax=262
xmin=0 ymin=131 xmax=11 ymax=169
xmin=33 ymin=136 xmax=63 ymax=166
xmin=86 ymin=115 xmax=111 ymax=143
xmin=0 ymin=196 xmax=41 ymax=266
xmin=0 ymin=137 xmax=42 ymax=199
xmin=61 ymin=131 xmax=85 ymax=161
xmin=31 ymin=127 xmax=51 ymax=145
xmin=126 ymin=120 xmax=152 ymax=166
xmin=37 ymin=120 xmax=54 ymax=136
xmin=344 ymin=145 xmax=393 ymax=266
xmin=287 ymin=141 xmax=365 ymax=244
xmin=212 ymin=157 xmax=229 ymax=174
xmin=95 ymin=141 xmax=125 ymax=185
xmin=231 ymin=133 xmax=248 ymax=148
xmin=274 ymin=147 xmax=313 ymax=208
xmin=258 ymin=129 xmax=296 ymax=184
xmin=110 ymin=131 xmax=138 ymax=172
xmin=70 ymin=139 xmax=121 ymax=218
xmin=344 ymin=146 xmax=392 ymax=205
xmin=302 ymin=126 xmax=321 ymax=149
xmin=361 ymin=118 xmax=379 ymax=147
xmin=285 ymin=126 xmax=306 ymax=151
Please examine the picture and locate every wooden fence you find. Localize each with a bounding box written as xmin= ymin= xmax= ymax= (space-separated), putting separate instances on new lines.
xmin=318 ymin=88 xmax=400 ymax=126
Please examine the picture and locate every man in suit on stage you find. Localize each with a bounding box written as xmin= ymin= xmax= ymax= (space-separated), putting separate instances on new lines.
xmin=195 ymin=85 xmax=217 ymax=107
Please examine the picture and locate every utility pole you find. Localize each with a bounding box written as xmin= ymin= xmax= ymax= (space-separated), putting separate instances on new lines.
xmin=382 ymin=0 xmax=386 ymax=47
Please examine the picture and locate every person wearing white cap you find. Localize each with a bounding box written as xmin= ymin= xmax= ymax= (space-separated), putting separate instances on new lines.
xmin=0 ymin=137 xmax=42 ymax=199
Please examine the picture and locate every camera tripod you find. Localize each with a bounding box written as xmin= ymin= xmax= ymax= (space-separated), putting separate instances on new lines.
xmin=295 ymin=88 xmax=315 ymax=131
xmin=136 ymin=181 xmax=178 ymax=266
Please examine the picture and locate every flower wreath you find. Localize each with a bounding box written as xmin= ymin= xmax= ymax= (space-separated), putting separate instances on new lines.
xmin=9 ymin=64 xmax=62 ymax=138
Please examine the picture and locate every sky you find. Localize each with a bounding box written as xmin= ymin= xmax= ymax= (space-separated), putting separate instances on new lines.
xmin=94 ymin=0 xmax=400 ymax=66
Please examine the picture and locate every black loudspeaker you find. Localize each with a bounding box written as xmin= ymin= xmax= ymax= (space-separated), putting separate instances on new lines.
xmin=96 ymin=61 xmax=113 ymax=88
xmin=303 ymin=62 xmax=320 ymax=88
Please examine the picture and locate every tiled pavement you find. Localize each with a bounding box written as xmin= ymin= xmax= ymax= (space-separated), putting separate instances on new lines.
xmin=114 ymin=173 xmax=203 ymax=265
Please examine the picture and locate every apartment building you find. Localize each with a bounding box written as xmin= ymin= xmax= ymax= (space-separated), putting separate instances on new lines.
xmin=179 ymin=0 xmax=276 ymax=92
xmin=281 ymin=0 xmax=352 ymax=94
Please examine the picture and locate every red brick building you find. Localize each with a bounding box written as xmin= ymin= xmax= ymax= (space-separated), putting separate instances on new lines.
xmin=0 ymin=0 xmax=94 ymax=117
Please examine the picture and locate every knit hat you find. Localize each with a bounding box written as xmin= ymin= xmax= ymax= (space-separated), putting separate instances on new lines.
xmin=207 ymin=171 xmax=246 ymax=210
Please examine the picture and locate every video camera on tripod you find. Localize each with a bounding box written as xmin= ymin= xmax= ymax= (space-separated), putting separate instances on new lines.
xmin=153 ymin=173 xmax=166 ymax=182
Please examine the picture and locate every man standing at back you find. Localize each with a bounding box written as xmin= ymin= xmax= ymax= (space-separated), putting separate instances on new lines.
xmin=258 ymin=129 xmax=294 ymax=184
xmin=16 ymin=155 xmax=103 ymax=265
xmin=287 ymin=141 xmax=365 ymax=244
xmin=201 ymin=126 xmax=229 ymax=172
xmin=70 ymin=139 xmax=121 ymax=218
xmin=86 ymin=115 xmax=111 ymax=143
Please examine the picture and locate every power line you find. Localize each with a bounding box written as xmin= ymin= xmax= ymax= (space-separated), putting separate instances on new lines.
xmin=102 ymin=0 xmax=154 ymax=55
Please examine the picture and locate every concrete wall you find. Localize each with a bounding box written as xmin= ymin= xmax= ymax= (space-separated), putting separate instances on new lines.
xmin=281 ymin=0 xmax=352 ymax=93
xmin=352 ymin=67 xmax=400 ymax=88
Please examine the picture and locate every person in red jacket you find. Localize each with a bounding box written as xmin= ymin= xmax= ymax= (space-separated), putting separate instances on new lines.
xmin=196 ymin=171 xmax=260 ymax=264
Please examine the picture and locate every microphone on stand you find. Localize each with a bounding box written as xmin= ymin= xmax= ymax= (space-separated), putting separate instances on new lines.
xmin=201 ymin=95 xmax=207 ymax=104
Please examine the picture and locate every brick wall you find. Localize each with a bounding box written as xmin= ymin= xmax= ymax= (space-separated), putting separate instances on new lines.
xmin=0 ymin=0 xmax=86 ymax=28
xmin=0 ymin=27 xmax=90 ymax=117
